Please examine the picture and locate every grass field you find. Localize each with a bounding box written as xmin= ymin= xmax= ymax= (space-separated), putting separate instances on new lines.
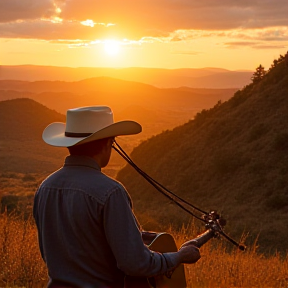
xmin=0 ymin=212 xmax=287 ymax=288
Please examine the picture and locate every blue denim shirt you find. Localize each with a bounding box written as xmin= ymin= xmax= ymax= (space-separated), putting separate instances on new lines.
xmin=33 ymin=155 xmax=177 ymax=288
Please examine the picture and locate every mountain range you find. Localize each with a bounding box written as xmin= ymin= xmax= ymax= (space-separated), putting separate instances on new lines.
xmin=0 ymin=78 xmax=237 ymax=163
xmin=0 ymin=65 xmax=252 ymax=89
xmin=0 ymin=81 xmax=236 ymax=175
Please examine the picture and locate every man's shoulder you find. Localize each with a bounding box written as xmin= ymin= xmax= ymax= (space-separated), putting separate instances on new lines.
xmin=38 ymin=167 xmax=128 ymax=204
xmin=92 ymin=172 xmax=133 ymax=205
xmin=98 ymin=173 xmax=127 ymax=195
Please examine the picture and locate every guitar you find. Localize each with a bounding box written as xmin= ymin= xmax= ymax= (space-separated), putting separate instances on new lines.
xmin=125 ymin=211 xmax=225 ymax=288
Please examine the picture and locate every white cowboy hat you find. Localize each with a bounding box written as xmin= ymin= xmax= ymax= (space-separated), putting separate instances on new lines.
xmin=42 ymin=106 xmax=142 ymax=147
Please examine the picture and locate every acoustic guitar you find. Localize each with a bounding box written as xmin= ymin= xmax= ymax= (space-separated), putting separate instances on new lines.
xmin=125 ymin=211 xmax=222 ymax=288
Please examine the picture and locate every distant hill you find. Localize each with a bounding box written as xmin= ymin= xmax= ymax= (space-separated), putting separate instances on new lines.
xmin=116 ymin=53 xmax=288 ymax=254
xmin=0 ymin=65 xmax=252 ymax=89
xmin=0 ymin=98 xmax=67 ymax=173
xmin=0 ymin=77 xmax=237 ymax=142
xmin=0 ymin=77 xmax=238 ymax=178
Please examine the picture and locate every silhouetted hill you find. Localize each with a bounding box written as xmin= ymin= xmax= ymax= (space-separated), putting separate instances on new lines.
xmin=0 ymin=78 xmax=237 ymax=178
xmin=0 ymin=98 xmax=67 ymax=173
xmin=0 ymin=77 xmax=236 ymax=110
xmin=0 ymin=65 xmax=252 ymax=88
xmin=0 ymin=78 xmax=237 ymax=143
xmin=116 ymin=54 xmax=288 ymax=254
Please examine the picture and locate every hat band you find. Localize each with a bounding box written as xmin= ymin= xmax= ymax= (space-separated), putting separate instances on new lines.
xmin=65 ymin=131 xmax=93 ymax=137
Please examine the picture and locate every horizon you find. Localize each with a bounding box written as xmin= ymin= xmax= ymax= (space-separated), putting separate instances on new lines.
xmin=0 ymin=1 xmax=287 ymax=71
xmin=0 ymin=64 xmax=252 ymax=72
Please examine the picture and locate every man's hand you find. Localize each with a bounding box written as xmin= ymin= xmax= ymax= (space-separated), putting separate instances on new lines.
xmin=177 ymin=242 xmax=201 ymax=264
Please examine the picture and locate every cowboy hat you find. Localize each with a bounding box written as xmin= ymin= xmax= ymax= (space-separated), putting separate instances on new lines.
xmin=42 ymin=106 xmax=142 ymax=147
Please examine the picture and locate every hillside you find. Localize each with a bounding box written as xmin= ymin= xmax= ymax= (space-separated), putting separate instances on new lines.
xmin=0 ymin=98 xmax=67 ymax=173
xmin=0 ymin=65 xmax=252 ymax=88
xmin=116 ymin=54 xmax=288 ymax=254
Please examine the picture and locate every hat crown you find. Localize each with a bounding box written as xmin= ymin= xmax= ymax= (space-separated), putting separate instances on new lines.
xmin=65 ymin=106 xmax=114 ymax=134
xmin=42 ymin=105 xmax=141 ymax=147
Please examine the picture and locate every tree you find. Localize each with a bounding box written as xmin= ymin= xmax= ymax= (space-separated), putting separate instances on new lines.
xmin=251 ymin=64 xmax=266 ymax=83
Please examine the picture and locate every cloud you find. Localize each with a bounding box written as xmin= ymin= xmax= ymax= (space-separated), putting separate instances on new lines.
xmin=0 ymin=0 xmax=63 ymax=22
xmin=225 ymin=41 xmax=287 ymax=50
xmin=58 ymin=0 xmax=288 ymax=34
xmin=253 ymin=44 xmax=287 ymax=49
xmin=0 ymin=0 xmax=287 ymax=41
xmin=169 ymin=27 xmax=288 ymax=43
xmin=0 ymin=19 xmax=120 ymax=40
xmin=80 ymin=20 xmax=115 ymax=28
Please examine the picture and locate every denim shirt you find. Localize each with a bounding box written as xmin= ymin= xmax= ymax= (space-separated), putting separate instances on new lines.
xmin=33 ymin=155 xmax=177 ymax=288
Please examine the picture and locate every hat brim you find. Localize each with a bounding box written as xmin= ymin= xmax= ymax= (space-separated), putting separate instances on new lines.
xmin=42 ymin=121 xmax=142 ymax=147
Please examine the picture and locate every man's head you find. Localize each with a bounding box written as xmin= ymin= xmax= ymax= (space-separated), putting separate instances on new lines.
xmin=42 ymin=106 xmax=141 ymax=147
xmin=68 ymin=137 xmax=115 ymax=168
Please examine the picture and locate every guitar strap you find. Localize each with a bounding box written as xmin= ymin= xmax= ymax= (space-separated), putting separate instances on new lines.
xmin=112 ymin=139 xmax=245 ymax=250
xmin=112 ymin=140 xmax=207 ymax=222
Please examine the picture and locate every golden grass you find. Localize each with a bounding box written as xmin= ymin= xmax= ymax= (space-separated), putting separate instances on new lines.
xmin=0 ymin=212 xmax=47 ymax=288
xmin=1 ymin=213 xmax=287 ymax=288
xmin=173 ymin=225 xmax=288 ymax=288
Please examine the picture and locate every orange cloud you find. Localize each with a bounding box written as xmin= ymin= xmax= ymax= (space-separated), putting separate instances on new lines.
xmin=0 ymin=0 xmax=287 ymax=43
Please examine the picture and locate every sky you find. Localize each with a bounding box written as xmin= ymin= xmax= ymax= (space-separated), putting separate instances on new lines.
xmin=0 ymin=0 xmax=287 ymax=70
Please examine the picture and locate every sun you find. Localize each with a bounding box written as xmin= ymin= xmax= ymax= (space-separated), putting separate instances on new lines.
xmin=104 ymin=40 xmax=120 ymax=56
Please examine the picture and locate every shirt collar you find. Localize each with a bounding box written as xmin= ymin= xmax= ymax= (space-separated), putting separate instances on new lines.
xmin=64 ymin=155 xmax=101 ymax=171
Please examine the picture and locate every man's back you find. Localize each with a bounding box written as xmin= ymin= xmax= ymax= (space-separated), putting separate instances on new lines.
xmin=34 ymin=155 xmax=129 ymax=287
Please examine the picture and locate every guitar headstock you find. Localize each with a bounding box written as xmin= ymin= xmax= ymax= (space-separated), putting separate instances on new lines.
xmin=202 ymin=210 xmax=226 ymax=236
xmin=202 ymin=210 xmax=246 ymax=251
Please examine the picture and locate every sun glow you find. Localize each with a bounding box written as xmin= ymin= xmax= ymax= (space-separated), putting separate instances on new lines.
xmin=104 ymin=40 xmax=120 ymax=56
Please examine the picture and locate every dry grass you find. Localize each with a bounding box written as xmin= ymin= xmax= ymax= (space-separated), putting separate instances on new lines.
xmin=186 ymin=248 xmax=288 ymax=288
xmin=173 ymin=225 xmax=288 ymax=288
xmin=0 ymin=212 xmax=47 ymax=288
xmin=0 ymin=213 xmax=287 ymax=288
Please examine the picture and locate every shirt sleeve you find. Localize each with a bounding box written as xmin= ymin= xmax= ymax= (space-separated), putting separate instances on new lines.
xmin=103 ymin=185 xmax=178 ymax=277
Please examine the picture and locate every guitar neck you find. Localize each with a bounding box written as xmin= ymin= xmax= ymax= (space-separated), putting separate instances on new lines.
xmin=188 ymin=229 xmax=215 ymax=248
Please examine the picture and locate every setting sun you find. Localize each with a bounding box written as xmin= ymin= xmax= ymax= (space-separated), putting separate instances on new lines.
xmin=104 ymin=40 xmax=120 ymax=56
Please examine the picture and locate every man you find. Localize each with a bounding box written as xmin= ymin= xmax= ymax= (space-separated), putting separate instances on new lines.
xmin=34 ymin=106 xmax=200 ymax=288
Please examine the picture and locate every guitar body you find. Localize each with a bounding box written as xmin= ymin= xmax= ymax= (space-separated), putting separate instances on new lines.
xmin=125 ymin=232 xmax=187 ymax=288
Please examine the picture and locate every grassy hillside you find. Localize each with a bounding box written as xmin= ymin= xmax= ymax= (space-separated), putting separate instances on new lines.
xmin=0 ymin=98 xmax=67 ymax=174
xmin=116 ymin=53 xmax=288 ymax=254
